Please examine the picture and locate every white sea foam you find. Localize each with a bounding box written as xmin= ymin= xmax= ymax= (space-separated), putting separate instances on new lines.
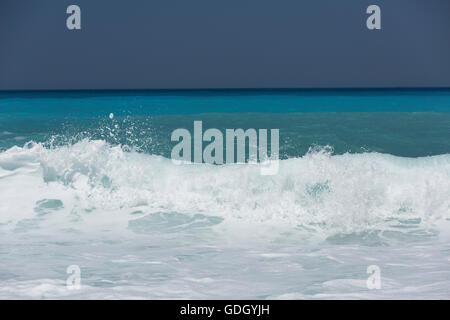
xmin=0 ymin=139 xmax=449 ymax=237
xmin=1 ymin=139 xmax=450 ymax=299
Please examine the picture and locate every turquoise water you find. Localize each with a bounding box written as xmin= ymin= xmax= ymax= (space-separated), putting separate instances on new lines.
xmin=1 ymin=89 xmax=450 ymax=156
xmin=0 ymin=89 xmax=449 ymax=299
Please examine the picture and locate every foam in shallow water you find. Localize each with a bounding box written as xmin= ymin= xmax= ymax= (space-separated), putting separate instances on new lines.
xmin=0 ymin=140 xmax=449 ymax=299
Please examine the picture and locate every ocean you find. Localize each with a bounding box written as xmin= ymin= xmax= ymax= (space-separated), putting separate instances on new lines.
xmin=0 ymin=89 xmax=449 ymax=299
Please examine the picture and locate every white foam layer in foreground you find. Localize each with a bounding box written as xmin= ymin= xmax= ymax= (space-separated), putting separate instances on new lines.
xmin=1 ymin=140 xmax=450 ymax=299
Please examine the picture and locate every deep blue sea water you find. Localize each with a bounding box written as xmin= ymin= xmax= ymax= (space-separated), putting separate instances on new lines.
xmin=0 ymin=89 xmax=449 ymax=299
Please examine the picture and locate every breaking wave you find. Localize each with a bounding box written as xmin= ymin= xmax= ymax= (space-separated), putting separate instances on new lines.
xmin=0 ymin=139 xmax=449 ymax=240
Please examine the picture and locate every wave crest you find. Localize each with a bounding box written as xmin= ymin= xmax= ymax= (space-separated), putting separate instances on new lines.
xmin=1 ymin=139 xmax=449 ymax=239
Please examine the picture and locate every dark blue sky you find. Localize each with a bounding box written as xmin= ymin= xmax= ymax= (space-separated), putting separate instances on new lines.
xmin=1 ymin=0 xmax=450 ymax=90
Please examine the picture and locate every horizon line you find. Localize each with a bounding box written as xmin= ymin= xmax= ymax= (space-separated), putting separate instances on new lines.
xmin=2 ymin=87 xmax=450 ymax=94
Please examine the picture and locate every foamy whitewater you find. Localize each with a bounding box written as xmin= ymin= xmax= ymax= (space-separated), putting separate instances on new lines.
xmin=1 ymin=139 xmax=449 ymax=299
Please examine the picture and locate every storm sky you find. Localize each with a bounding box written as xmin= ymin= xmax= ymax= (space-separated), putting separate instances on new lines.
xmin=1 ymin=0 xmax=450 ymax=90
